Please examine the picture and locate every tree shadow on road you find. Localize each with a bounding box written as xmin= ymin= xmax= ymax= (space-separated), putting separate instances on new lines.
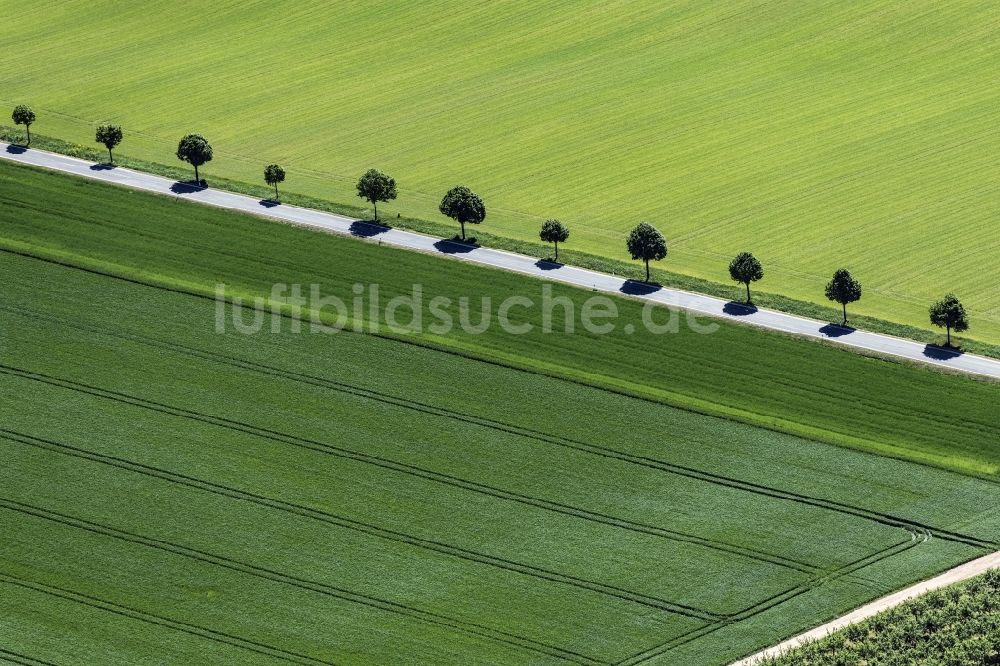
xmin=819 ymin=323 xmax=856 ymax=338
xmin=723 ymin=301 xmax=758 ymax=316
xmin=170 ymin=180 xmax=207 ymax=194
xmin=620 ymin=280 xmax=661 ymax=296
xmin=434 ymin=238 xmax=477 ymax=254
xmin=90 ymin=163 xmax=117 ymax=171
xmin=923 ymin=344 xmax=964 ymax=361
xmin=350 ymin=221 xmax=391 ymax=238
xmin=5 ymin=144 xmax=27 ymax=154
xmin=535 ymin=259 xmax=562 ymax=271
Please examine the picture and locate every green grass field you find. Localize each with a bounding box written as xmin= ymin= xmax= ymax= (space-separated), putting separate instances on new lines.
xmin=2 ymin=162 xmax=1000 ymax=664
xmin=3 ymin=0 xmax=999 ymax=342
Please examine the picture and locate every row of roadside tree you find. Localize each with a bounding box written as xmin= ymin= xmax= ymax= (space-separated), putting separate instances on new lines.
xmin=7 ymin=105 xmax=972 ymax=345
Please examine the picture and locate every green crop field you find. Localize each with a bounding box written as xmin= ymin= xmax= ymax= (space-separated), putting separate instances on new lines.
xmin=2 ymin=162 xmax=1000 ymax=665
xmin=3 ymin=0 xmax=999 ymax=342
xmin=763 ymin=570 xmax=1000 ymax=665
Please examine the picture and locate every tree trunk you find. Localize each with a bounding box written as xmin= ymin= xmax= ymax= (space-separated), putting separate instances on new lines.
xmin=946 ymin=324 xmax=952 ymax=347
xmin=554 ymin=241 xmax=558 ymax=262
xmin=745 ymin=282 xmax=751 ymax=304
xmin=108 ymin=147 xmax=113 ymax=164
xmin=25 ymin=125 xmax=31 ymax=146
xmin=460 ymin=220 xmax=466 ymax=240
xmin=274 ymin=183 xmax=279 ymax=200
xmin=373 ymin=201 xmax=378 ymax=222
xmin=842 ymin=302 xmax=847 ymax=325
xmin=645 ymin=259 xmax=650 ymax=283
xmin=194 ymin=164 xmax=200 ymax=183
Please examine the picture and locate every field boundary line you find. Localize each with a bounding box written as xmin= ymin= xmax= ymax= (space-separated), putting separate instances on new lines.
xmin=728 ymin=549 xmax=1000 ymax=665
xmin=3 ymin=143 xmax=1000 ymax=380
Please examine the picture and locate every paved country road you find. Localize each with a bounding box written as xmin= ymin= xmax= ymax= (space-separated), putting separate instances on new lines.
xmin=730 ymin=549 xmax=1000 ymax=665
xmin=4 ymin=141 xmax=1000 ymax=380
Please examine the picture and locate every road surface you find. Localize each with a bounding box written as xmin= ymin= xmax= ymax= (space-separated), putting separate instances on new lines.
xmin=4 ymin=141 xmax=1000 ymax=380
xmin=730 ymin=549 xmax=1000 ymax=664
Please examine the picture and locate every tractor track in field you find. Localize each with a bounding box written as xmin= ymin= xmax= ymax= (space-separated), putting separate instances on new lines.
xmin=0 ymin=648 xmax=61 ymax=666
xmin=0 ymin=379 xmax=719 ymax=625
xmin=1 ymin=355 xmax=992 ymax=554
xmin=0 ymin=303 xmax=819 ymax=575
xmin=0 ymin=571 xmax=333 ymax=666
xmin=3 ymin=362 xmax=994 ymax=603
xmin=0 ymin=494 xmax=598 ymax=665
xmin=614 ymin=533 xmax=933 ymax=665
xmin=0 ymin=428 xmax=952 ymax=666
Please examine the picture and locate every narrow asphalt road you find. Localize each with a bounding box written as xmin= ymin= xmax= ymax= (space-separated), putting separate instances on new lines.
xmin=730 ymin=549 xmax=1000 ymax=665
xmin=4 ymin=142 xmax=1000 ymax=380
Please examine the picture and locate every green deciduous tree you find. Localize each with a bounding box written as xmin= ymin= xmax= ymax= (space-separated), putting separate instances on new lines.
xmin=356 ymin=168 xmax=397 ymax=222
xmin=729 ymin=251 xmax=764 ymax=304
xmin=439 ymin=186 xmax=485 ymax=241
xmin=626 ymin=222 xmax=667 ymax=282
xmin=539 ymin=219 xmax=569 ymax=262
xmin=264 ymin=164 xmax=285 ymax=200
xmin=929 ymin=293 xmax=969 ymax=347
xmin=825 ymin=268 xmax=862 ymax=325
xmin=175 ymin=134 xmax=213 ymax=183
xmin=11 ymin=105 xmax=35 ymax=146
xmin=95 ymin=124 xmax=123 ymax=164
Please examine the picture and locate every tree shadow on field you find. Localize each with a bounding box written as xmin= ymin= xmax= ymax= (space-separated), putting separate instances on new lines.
xmin=5 ymin=144 xmax=27 ymax=154
xmin=258 ymin=199 xmax=280 ymax=208
xmin=350 ymin=220 xmax=391 ymax=238
xmin=723 ymin=301 xmax=758 ymax=316
xmin=90 ymin=163 xmax=117 ymax=171
xmin=819 ymin=323 xmax=856 ymax=338
xmin=923 ymin=344 xmax=964 ymax=361
xmin=170 ymin=180 xmax=207 ymax=194
xmin=535 ymin=259 xmax=562 ymax=271
xmin=434 ymin=237 xmax=477 ymax=254
xmin=620 ymin=280 xmax=661 ymax=296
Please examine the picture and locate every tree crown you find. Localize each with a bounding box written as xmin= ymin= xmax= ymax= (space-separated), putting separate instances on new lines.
xmin=12 ymin=105 xmax=35 ymax=126
xmin=729 ymin=251 xmax=764 ymax=284
xmin=95 ymin=124 xmax=123 ymax=149
xmin=356 ymin=168 xmax=397 ymax=204
xmin=176 ymin=134 xmax=213 ymax=167
xmin=540 ymin=219 xmax=569 ymax=244
xmin=824 ymin=268 xmax=862 ymax=305
xmin=625 ymin=222 xmax=667 ymax=262
xmin=439 ymin=186 xmax=486 ymax=224
xmin=264 ymin=164 xmax=286 ymax=185
xmin=929 ymin=293 xmax=969 ymax=332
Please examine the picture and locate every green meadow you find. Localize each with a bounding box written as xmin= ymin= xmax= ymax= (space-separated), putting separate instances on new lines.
xmin=2 ymin=162 xmax=1000 ymax=664
xmin=2 ymin=0 xmax=999 ymax=341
